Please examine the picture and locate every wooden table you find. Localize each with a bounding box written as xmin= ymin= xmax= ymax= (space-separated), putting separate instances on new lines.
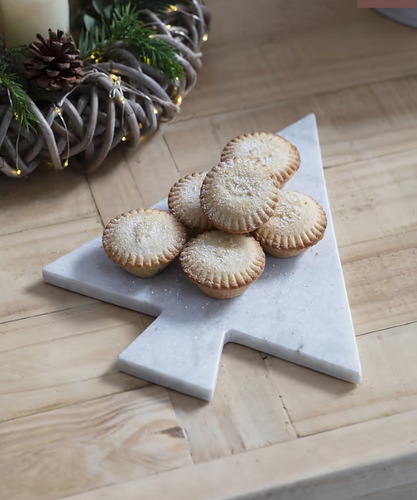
xmin=1 ymin=1 xmax=417 ymax=499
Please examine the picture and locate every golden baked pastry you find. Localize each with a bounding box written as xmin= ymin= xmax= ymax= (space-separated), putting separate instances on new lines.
xmin=168 ymin=173 xmax=214 ymax=232
xmin=180 ymin=230 xmax=265 ymax=299
xmin=103 ymin=208 xmax=187 ymax=277
xmin=221 ymin=132 xmax=300 ymax=188
xmin=252 ymin=191 xmax=327 ymax=258
xmin=200 ymin=157 xmax=279 ymax=234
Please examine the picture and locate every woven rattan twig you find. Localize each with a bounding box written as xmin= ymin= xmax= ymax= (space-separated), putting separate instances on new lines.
xmin=0 ymin=0 xmax=209 ymax=178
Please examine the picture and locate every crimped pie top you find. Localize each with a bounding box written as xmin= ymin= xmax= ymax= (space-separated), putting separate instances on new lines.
xmin=200 ymin=157 xmax=279 ymax=233
xmin=168 ymin=173 xmax=214 ymax=231
xmin=180 ymin=231 xmax=265 ymax=289
xmin=103 ymin=208 xmax=187 ymax=269
xmin=221 ymin=133 xmax=300 ymax=185
xmin=252 ymin=191 xmax=327 ymax=250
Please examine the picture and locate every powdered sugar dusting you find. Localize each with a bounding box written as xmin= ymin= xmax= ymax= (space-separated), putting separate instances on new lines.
xmin=272 ymin=191 xmax=307 ymax=230
xmin=108 ymin=211 xmax=183 ymax=258
xmin=170 ymin=173 xmax=211 ymax=230
xmin=255 ymin=191 xmax=322 ymax=240
xmin=223 ymin=134 xmax=298 ymax=178
xmin=182 ymin=231 xmax=263 ymax=278
xmin=201 ymin=158 xmax=278 ymax=231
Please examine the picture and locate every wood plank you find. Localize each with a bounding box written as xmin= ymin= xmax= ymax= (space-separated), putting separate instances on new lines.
xmin=0 ymin=168 xmax=97 ymax=237
xmin=341 ymin=230 xmax=417 ymax=334
xmin=0 ymin=386 xmax=193 ymax=500
xmin=360 ymin=484 xmax=417 ymax=500
xmin=0 ymin=303 xmax=155 ymax=423
xmin=180 ymin=3 xmax=417 ymax=121
xmin=87 ymin=149 xmax=145 ymax=226
xmin=170 ymin=343 xmax=296 ymax=463
xmin=87 ymin=132 xmax=179 ymax=221
xmin=205 ymin=0 xmax=362 ymax=51
xmin=319 ymin=77 xmax=417 ymax=167
xmin=325 ymin=150 xmax=417 ymax=248
xmin=0 ymin=217 xmax=102 ymax=324
xmin=166 ymin=76 xmax=417 ymax=175
xmin=265 ymin=321 xmax=417 ymax=437
xmin=57 ymin=409 xmax=417 ymax=500
xmin=163 ymin=117 xmax=222 ymax=176
xmin=124 ymin=131 xmax=180 ymax=207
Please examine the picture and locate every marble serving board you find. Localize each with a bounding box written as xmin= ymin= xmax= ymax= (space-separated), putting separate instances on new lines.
xmin=43 ymin=114 xmax=362 ymax=401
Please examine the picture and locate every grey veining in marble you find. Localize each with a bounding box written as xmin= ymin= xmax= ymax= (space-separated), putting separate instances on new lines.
xmin=43 ymin=114 xmax=362 ymax=401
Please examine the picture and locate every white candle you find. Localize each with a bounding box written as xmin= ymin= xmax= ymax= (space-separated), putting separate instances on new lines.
xmin=0 ymin=0 xmax=70 ymax=48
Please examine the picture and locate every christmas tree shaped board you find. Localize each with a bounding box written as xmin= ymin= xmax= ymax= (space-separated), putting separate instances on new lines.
xmin=43 ymin=114 xmax=362 ymax=401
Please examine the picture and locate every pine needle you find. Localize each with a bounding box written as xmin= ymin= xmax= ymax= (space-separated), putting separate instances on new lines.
xmin=121 ymin=0 xmax=191 ymax=13
xmin=0 ymin=58 xmax=38 ymax=133
xmin=78 ymin=2 xmax=184 ymax=82
xmin=110 ymin=5 xmax=183 ymax=81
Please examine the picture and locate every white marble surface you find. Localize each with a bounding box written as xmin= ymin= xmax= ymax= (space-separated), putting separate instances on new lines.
xmin=43 ymin=114 xmax=361 ymax=401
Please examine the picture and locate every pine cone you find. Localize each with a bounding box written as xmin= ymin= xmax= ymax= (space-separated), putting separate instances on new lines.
xmin=25 ymin=29 xmax=84 ymax=91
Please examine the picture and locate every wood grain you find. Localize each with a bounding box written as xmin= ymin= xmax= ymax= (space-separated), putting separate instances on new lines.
xmin=360 ymin=484 xmax=417 ymax=500
xmin=0 ymin=303 xmax=154 ymax=423
xmin=162 ymin=118 xmax=223 ymax=176
xmin=57 ymin=409 xmax=417 ymax=500
xmin=179 ymin=3 xmax=417 ymax=121
xmin=265 ymin=321 xmax=417 ymax=437
xmin=2 ymin=1 xmax=417 ymax=497
xmin=0 ymin=217 xmax=102 ymax=324
xmin=0 ymin=168 xmax=97 ymax=237
xmin=170 ymin=344 xmax=295 ymax=463
xmin=0 ymin=386 xmax=192 ymax=500
xmin=325 ymin=150 xmax=417 ymax=248
xmin=87 ymin=132 xmax=180 ymax=224
xmin=165 ymin=76 xmax=417 ymax=175
xmin=87 ymin=149 xmax=145 ymax=226
xmin=204 ymin=0 xmax=362 ymax=50
xmin=342 ymin=230 xmax=417 ymax=334
xmin=123 ymin=131 xmax=179 ymax=207
xmin=317 ymin=77 xmax=417 ymax=167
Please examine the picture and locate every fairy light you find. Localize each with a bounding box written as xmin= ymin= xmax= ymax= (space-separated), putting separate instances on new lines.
xmin=108 ymin=75 xmax=127 ymax=139
xmin=91 ymin=50 xmax=100 ymax=63
xmin=153 ymin=107 xmax=158 ymax=115
xmin=15 ymin=169 xmax=21 ymax=175
xmin=177 ymin=95 xmax=182 ymax=105
xmin=170 ymin=5 xmax=178 ymax=11
xmin=139 ymin=123 xmax=143 ymax=129
xmin=166 ymin=24 xmax=172 ymax=30
xmin=175 ymin=77 xmax=180 ymax=82
xmin=203 ymin=34 xmax=208 ymax=42
xmin=54 ymin=105 xmax=69 ymax=170
xmin=13 ymin=112 xmax=19 ymax=121
xmin=109 ymin=74 xmax=122 ymax=100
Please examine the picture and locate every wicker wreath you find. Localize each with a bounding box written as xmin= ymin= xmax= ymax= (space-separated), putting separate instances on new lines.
xmin=0 ymin=1 xmax=210 ymax=178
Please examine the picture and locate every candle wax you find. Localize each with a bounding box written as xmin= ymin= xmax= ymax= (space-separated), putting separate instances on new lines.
xmin=1 ymin=0 xmax=69 ymax=48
